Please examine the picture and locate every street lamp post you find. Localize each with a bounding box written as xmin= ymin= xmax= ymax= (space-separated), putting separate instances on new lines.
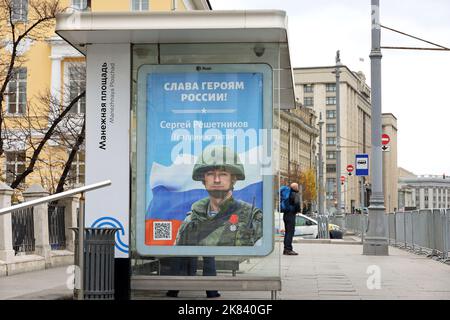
xmin=334 ymin=50 xmax=344 ymax=228
xmin=318 ymin=113 xmax=324 ymax=215
xmin=363 ymin=0 xmax=389 ymax=255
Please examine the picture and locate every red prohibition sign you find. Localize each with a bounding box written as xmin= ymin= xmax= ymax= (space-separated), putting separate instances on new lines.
xmin=381 ymin=133 xmax=390 ymax=145
xmin=346 ymin=164 xmax=354 ymax=172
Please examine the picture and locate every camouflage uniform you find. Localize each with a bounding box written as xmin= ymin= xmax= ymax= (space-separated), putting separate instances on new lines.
xmin=176 ymin=197 xmax=262 ymax=246
xmin=175 ymin=145 xmax=263 ymax=246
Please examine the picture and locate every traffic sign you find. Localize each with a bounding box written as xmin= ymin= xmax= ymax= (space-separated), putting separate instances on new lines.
xmin=382 ymin=145 xmax=391 ymax=152
xmin=355 ymin=154 xmax=369 ymax=176
xmin=340 ymin=176 xmax=346 ymax=183
xmin=381 ymin=133 xmax=390 ymax=145
xmin=346 ymin=164 xmax=354 ymax=172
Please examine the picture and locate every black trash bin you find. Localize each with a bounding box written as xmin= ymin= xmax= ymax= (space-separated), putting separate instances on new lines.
xmin=71 ymin=228 xmax=119 ymax=300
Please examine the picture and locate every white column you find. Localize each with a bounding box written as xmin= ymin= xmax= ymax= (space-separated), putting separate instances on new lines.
xmin=23 ymin=185 xmax=51 ymax=265
xmin=419 ymin=188 xmax=425 ymax=210
xmin=411 ymin=188 xmax=416 ymax=208
xmin=61 ymin=195 xmax=80 ymax=252
xmin=49 ymin=55 xmax=63 ymax=111
xmin=428 ymin=187 xmax=434 ymax=209
xmin=445 ymin=188 xmax=448 ymax=208
xmin=0 ymin=183 xmax=15 ymax=262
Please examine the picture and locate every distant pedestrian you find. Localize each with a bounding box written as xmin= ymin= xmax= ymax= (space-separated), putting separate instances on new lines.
xmin=279 ymin=182 xmax=301 ymax=255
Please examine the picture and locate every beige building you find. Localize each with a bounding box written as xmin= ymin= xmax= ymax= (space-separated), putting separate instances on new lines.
xmin=294 ymin=66 xmax=372 ymax=214
xmin=0 ymin=0 xmax=210 ymax=194
xmin=382 ymin=113 xmax=398 ymax=213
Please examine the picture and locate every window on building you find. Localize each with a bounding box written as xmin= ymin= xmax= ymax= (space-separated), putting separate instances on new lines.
xmin=71 ymin=0 xmax=87 ymax=10
xmin=6 ymin=68 xmax=27 ymax=115
xmin=326 ymin=83 xmax=336 ymax=92
xmin=131 ymin=0 xmax=149 ymax=11
xmin=303 ymin=84 xmax=314 ymax=93
xmin=303 ymin=97 xmax=314 ymax=107
xmin=326 ymin=178 xmax=336 ymax=193
xmin=326 ymin=151 xmax=336 ymax=160
xmin=5 ymin=151 xmax=26 ymax=184
xmin=68 ymin=151 xmax=85 ymax=185
xmin=12 ymin=0 xmax=28 ymax=22
xmin=326 ymin=137 xmax=336 ymax=145
xmin=326 ymin=97 xmax=336 ymax=105
xmin=68 ymin=64 xmax=86 ymax=114
xmin=326 ymin=110 xmax=336 ymax=119
xmin=326 ymin=164 xmax=336 ymax=173
xmin=326 ymin=124 xmax=336 ymax=133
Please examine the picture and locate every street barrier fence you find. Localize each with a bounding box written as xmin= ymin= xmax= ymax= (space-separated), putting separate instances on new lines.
xmin=345 ymin=209 xmax=450 ymax=262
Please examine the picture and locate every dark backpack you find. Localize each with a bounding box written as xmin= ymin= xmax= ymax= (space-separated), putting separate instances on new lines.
xmin=280 ymin=186 xmax=293 ymax=213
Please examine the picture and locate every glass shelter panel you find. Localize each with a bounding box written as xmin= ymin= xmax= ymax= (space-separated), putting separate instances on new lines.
xmin=130 ymin=43 xmax=282 ymax=286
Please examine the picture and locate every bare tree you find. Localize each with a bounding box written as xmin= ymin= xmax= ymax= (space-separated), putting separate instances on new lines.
xmin=55 ymin=116 xmax=85 ymax=193
xmin=7 ymin=89 xmax=85 ymax=189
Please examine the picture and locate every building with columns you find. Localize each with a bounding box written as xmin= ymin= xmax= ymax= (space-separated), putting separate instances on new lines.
xmin=398 ymin=170 xmax=450 ymax=211
xmin=0 ymin=0 xmax=210 ymax=193
xmin=278 ymin=107 xmax=319 ymax=184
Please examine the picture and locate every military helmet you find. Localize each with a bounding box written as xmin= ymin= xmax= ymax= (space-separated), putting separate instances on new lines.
xmin=192 ymin=145 xmax=245 ymax=181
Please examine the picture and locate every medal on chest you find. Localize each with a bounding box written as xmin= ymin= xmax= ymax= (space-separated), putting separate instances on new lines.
xmin=229 ymin=214 xmax=239 ymax=232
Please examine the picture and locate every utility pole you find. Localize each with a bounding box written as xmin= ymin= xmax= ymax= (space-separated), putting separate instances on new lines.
xmin=360 ymin=176 xmax=365 ymax=210
xmin=318 ymin=113 xmax=324 ymax=215
xmin=334 ymin=50 xmax=344 ymax=228
xmin=363 ymin=0 xmax=389 ymax=255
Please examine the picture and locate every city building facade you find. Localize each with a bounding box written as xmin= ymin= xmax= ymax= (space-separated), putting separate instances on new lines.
xmin=382 ymin=113 xmax=398 ymax=213
xmin=398 ymin=170 xmax=450 ymax=211
xmin=278 ymin=107 xmax=319 ymax=183
xmin=294 ymin=66 xmax=372 ymax=214
xmin=0 ymin=0 xmax=210 ymax=194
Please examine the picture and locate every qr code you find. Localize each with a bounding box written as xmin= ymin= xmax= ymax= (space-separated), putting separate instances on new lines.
xmin=153 ymin=221 xmax=172 ymax=240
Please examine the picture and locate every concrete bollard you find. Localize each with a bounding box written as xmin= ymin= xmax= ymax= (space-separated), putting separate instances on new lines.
xmin=61 ymin=194 xmax=80 ymax=252
xmin=23 ymin=185 xmax=51 ymax=266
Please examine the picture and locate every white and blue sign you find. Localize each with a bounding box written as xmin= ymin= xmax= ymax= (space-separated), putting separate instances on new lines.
xmin=135 ymin=64 xmax=274 ymax=257
xmin=355 ymin=154 xmax=369 ymax=176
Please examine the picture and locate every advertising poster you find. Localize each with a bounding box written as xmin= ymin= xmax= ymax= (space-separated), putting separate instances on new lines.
xmin=136 ymin=64 xmax=273 ymax=256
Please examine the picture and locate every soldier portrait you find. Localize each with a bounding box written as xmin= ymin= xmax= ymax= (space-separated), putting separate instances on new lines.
xmin=175 ymin=145 xmax=263 ymax=246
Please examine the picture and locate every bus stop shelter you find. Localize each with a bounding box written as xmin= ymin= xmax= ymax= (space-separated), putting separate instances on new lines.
xmin=56 ymin=9 xmax=297 ymax=299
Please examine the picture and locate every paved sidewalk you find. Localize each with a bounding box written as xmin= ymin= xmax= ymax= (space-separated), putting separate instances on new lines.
xmin=136 ymin=241 xmax=450 ymax=300
xmin=0 ymin=266 xmax=72 ymax=300
xmin=2 ymin=241 xmax=450 ymax=300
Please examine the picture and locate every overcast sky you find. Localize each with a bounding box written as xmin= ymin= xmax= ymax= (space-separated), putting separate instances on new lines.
xmin=210 ymin=0 xmax=450 ymax=176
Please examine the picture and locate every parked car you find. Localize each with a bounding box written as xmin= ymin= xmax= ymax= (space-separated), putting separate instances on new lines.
xmin=275 ymin=213 xmax=343 ymax=239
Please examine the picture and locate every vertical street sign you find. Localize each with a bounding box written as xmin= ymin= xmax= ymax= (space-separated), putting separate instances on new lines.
xmin=355 ymin=154 xmax=369 ymax=176
xmin=381 ymin=133 xmax=390 ymax=152
xmin=346 ymin=164 xmax=354 ymax=176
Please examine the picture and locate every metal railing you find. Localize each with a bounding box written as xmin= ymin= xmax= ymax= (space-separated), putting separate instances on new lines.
xmin=48 ymin=203 xmax=66 ymax=250
xmin=0 ymin=180 xmax=112 ymax=300
xmin=344 ymin=209 xmax=450 ymax=263
xmin=12 ymin=207 xmax=35 ymax=254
